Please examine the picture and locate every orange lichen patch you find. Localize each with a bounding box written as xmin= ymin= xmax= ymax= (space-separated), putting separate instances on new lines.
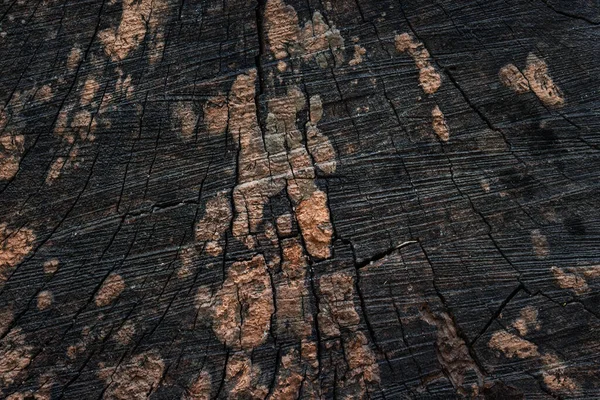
xmin=524 ymin=54 xmax=564 ymax=107
xmin=95 ymin=273 xmax=125 ymax=307
xmin=195 ymin=192 xmax=232 ymax=247
xmin=35 ymin=84 xmax=53 ymax=102
xmin=114 ymin=321 xmax=135 ymax=345
xmin=100 ymin=351 xmax=165 ymax=399
xmin=0 ymin=224 xmax=35 ymax=282
xmin=295 ymin=190 xmax=333 ymax=259
xmin=512 ymin=306 xmax=540 ymax=336
xmin=488 ymin=331 xmax=539 ymax=359
xmin=550 ymin=266 xmax=589 ymax=294
xmin=421 ymin=308 xmax=483 ymax=393
xmin=43 ymin=258 xmax=59 ymax=274
xmin=531 ymin=229 xmax=549 ymax=259
xmin=173 ymin=102 xmax=197 ymax=140
xmin=203 ymin=95 xmax=228 ymax=135
xmin=37 ymin=290 xmax=53 ymax=310
xmin=306 ymin=95 xmax=336 ymax=174
xmin=67 ymin=47 xmax=82 ymax=70
xmin=349 ymin=45 xmax=366 ymax=66
xmin=343 ymin=331 xmax=381 ymax=396
xmin=212 ymin=255 xmax=274 ymax=350
xmin=204 ymin=241 xmax=222 ymax=257
xmin=431 ymin=105 xmax=449 ymax=142
xmin=395 ymin=33 xmax=441 ymax=94
xmin=499 ymin=64 xmax=530 ymax=94
xmin=0 ymin=134 xmax=25 ymax=180
xmin=0 ymin=328 xmax=33 ymax=389
xmin=98 ymin=0 xmax=167 ymax=62
xmin=318 ymin=272 xmax=360 ymax=337
xmin=224 ymin=353 xmax=268 ymax=398
xmin=183 ymin=370 xmax=211 ymax=400
xmin=264 ymin=0 xmax=344 ymax=67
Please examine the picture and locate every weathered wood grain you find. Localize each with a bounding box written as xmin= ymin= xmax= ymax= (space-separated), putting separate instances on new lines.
xmin=0 ymin=0 xmax=599 ymax=398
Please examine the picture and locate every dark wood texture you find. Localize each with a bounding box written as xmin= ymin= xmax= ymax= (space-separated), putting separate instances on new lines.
xmin=0 ymin=0 xmax=599 ymax=398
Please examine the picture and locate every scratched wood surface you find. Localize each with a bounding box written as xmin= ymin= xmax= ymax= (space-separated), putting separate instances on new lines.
xmin=0 ymin=0 xmax=599 ymax=398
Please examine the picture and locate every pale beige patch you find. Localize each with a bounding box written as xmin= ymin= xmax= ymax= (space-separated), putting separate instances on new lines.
xmin=37 ymin=290 xmax=53 ymax=310
xmin=512 ymin=306 xmax=540 ymax=336
xmin=421 ymin=307 xmax=483 ymax=393
xmin=95 ymin=273 xmax=125 ymax=307
xmin=531 ymin=229 xmax=549 ymax=259
xmin=343 ymin=331 xmax=381 ymax=395
xmin=431 ymin=105 xmax=449 ymax=141
xmin=551 ymin=266 xmax=588 ymax=294
xmin=264 ymin=0 xmax=300 ymax=60
xmin=212 ymin=255 xmax=274 ymax=350
xmin=524 ymin=54 xmax=564 ymax=108
xmin=43 ymin=258 xmax=59 ymax=274
xmin=306 ymin=95 xmax=336 ymax=174
xmin=173 ymin=102 xmax=197 ymax=140
xmin=100 ymin=351 xmax=164 ymax=399
xmin=489 ymin=331 xmax=539 ymax=359
xmin=499 ymin=64 xmax=530 ymax=94
xmin=0 ymin=224 xmax=35 ymax=282
xmin=0 ymin=134 xmax=25 ymax=180
xmin=318 ymin=272 xmax=360 ymax=337
xmin=224 ymin=353 xmax=268 ymax=398
xmin=395 ymin=33 xmax=441 ymax=94
xmin=67 ymin=47 xmax=82 ymax=70
xmin=295 ymin=190 xmax=333 ymax=259
xmin=35 ymin=84 xmax=53 ymax=103
xmin=276 ymin=213 xmax=293 ymax=236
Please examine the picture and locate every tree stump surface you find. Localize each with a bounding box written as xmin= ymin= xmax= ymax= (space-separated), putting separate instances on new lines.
xmin=0 ymin=0 xmax=599 ymax=398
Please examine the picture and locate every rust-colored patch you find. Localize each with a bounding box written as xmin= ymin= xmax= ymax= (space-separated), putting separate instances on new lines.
xmin=173 ymin=102 xmax=197 ymax=140
xmin=512 ymin=306 xmax=540 ymax=336
xmin=212 ymin=255 xmax=274 ymax=350
xmin=0 ymin=224 xmax=35 ymax=282
xmin=95 ymin=273 xmax=125 ymax=307
xmin=100 ymin=351 xmax=164 ymax=399
xmin=395 ymin=33 xmax=441 ymax=94
xmin=183 ymin=370 xmax=211 ymax=400
xmin=203 ymin=95 xmax=228 ymax=135
xmin=81 ymin=77 xmax=100 ymax=106
xmin=295 ymin=190 xmax=333 ymax=259
xmin=488 ymin=331 xmax=539 ymax=359
xmin=0 ymin=328 xmax=33 ymax=389
xmin=421 ymin=307 xmax=483 ymax=394
xmin=224 ymin=353 xmax=268 ymax=398
xmin=343 ymin=331 xmax=381 ymax=396
xmin=98 ymin=0 xmax=168 ymax=62
xmin=270 ymin=349 xmax=305 ymax=399
xmin=276 ymin=213 xmax=293 ymax=236
xmin=318 ymin=272 xmax=360 ymax=337
xmin=499 ymin=64 xmax=530 ymax=94
xmin=349 ymin=45 xmax=366 ymax=66
xmin=37 ymin=290 xmax=53 ymax=310
xmin=264 ymin=0 xmax=344 ymax=67
xmin=431 ymin=105 xmax=449 ymax=141
xmin=195 ymin=192 xmax=232 ymax=252
xmin=524 ymin=54 xmax=564 ymax=107
xmin=43 ymin=258 xmax=59 ymax=274
xmin=531 ymin=229 xmax=549 ymax=259
xmin=0 ymin=134 xmax=25 ymax=180
xmin=114 ymin=321 xmax=135 ymax=345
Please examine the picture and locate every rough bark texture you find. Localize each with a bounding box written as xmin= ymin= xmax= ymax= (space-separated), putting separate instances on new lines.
xmin=0 ymin=0 xmax=599 ymax=398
